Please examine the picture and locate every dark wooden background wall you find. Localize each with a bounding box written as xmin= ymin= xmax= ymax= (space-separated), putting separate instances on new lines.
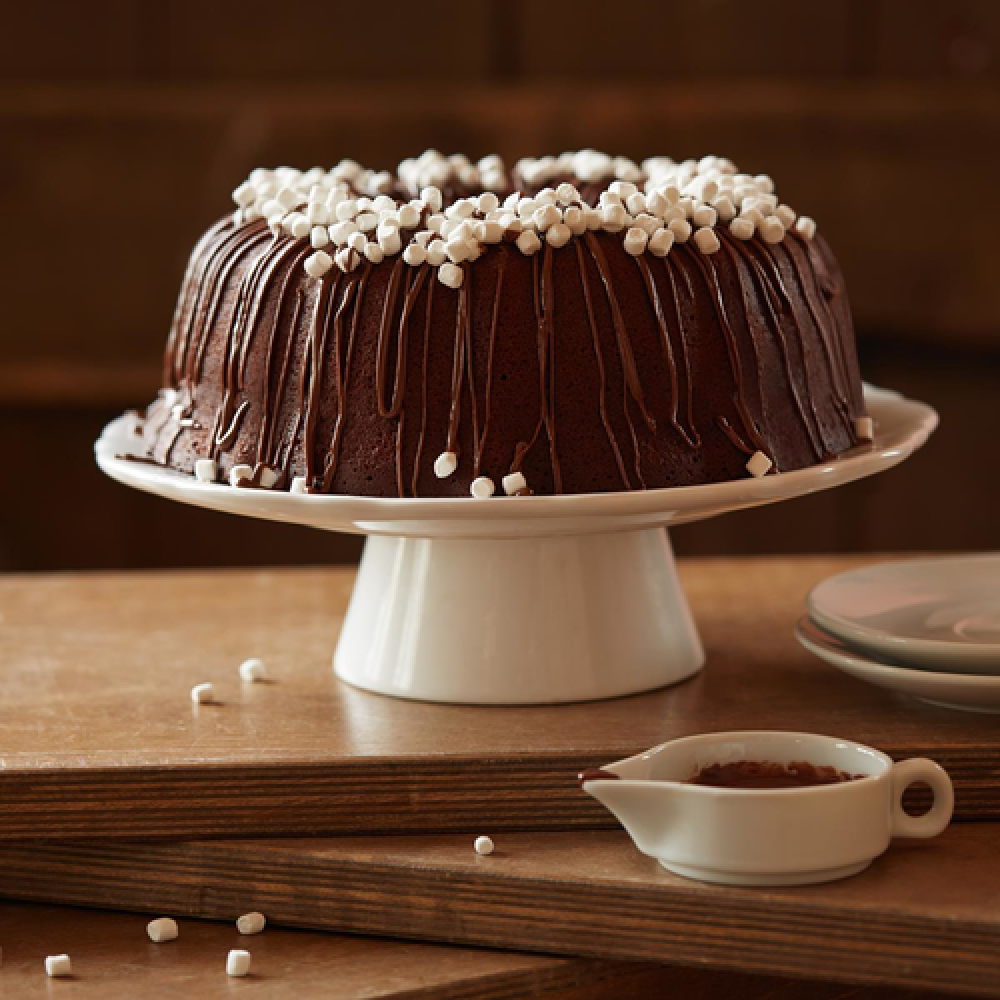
xmin=2 ymin=0 xmax=999 ymax=571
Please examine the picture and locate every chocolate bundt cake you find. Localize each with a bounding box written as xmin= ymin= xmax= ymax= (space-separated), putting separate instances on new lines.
xmin=139 ymin=150 xmax=868 ymax=498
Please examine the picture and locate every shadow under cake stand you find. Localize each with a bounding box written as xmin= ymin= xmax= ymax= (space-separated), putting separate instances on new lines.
xmin=95 ymin=385 xmax=936 ymax=705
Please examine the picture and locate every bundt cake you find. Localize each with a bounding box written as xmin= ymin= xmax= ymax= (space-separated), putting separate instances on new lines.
xmin=138 ymin=150 xmax=869 ymax=498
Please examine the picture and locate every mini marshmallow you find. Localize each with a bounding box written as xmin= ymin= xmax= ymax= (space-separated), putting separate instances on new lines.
xmin=854 ymin=416 xmax=875 ymax=441
xmin=421 ymin=186 xmax=443 ymax=212
xmin=712 ymin=195 xmax=737 ymax=221
xmin=625 ymin=192 xmax=647 ymax=216
xmin=363 ymin=242 xmax=384 ymax=264
xmin=760 ymin=217 xmax=786 ymax=244
xmin=446 ymin=237 xmax=474 ymax=264
xmin=693 ymin=227 xmax=721 ymax=254
xmin=545 ymin=223 xmax=571 ymax=248
xmin=194 ymin=459 xmax=216 ymax=483
xmin=226 ymin=950 xmax=251 ymax=978
xmin=502 ymin=471 xmax=527 ymax=495
xmin=304 ymin=251 xmax=333 ymax=279
xmin=355 ymin=212 xmax=378 ymax=232
xmin=380 ymin=231 xmax=403 ymax=255
xmin=633 ymin=213 xmax=660 ymax=236
xmin=533 ymin=204 xmax=561 ymax=231
xmin=237 ymin=912 xmax=267 ymax=936
xmin=730 ymin=216 xmax=756 ymax=240
xmin=667 ymin=218 xmax=692 ymax=242
xmin=775 ymin=204 xmax=797 ymax=228
xmin=601 ymin=204 xmax=629 ymax=232
xmin=329 ymin=220 xmax=357 ymax=245
xmin=310 ymin=226 xmax=330 ymax=248
xmin=470 ymin=476 xmax=495 ymax=499
xmin=746 ymin=451 xmax=773 ymax=478
xmin=692 ymin=205 xmax=718 ymax=228
xmin=516 ymin=230 xmax=542 ymax=256
xmin=426 ymin=240 xmax=447 ymax=266
xmin=623 ymin=227 xmax=648 ymax=256
xmin=335 ymin=247 xmax=359 ymax=272
xmin=239 ymin=658 xmax=266 ymax=682
xmin=45 ymin=955 xmax=72 ymax=978
xmin=290 ymin=476 xmax=309 ymax=494
xmin=481 ymin=221 xmax=504 ymax=244
xmin=402 ymin=243 xmax=426 ymax=266
xmin=147 ymin=917 xmax=179 ymax=943
xmin=556 ymin=182 xmax=580 ymax=205
xmin=335 ymin=199 xmax=358 ymax=221
xmin=229 ymin=464 xmax=253 ymax=487
xmin=795 ymin=215 xmax=817 ymax=239
xmin=474 ymin=836 xmax=495 ymax=856
xmin=397 ymin=203 xmax=421 ymax=229
xmin=564 ymin=206 xmax=587 ymax=235
xmin=190 ymin=682 xmax=214 ymax=705
xmin=478 ymin=191 xmax=500 ymax=214
xmin=288 ymin=213 xmax=312 ymax=238
xmin=259 ymin=466 xmax=279 ymax=489
xmin=434 ymin=451 xmax=458 ymax=478
xmin=437 ymin=262 xmax=464 ymax=288
xmin=648 ymin=228 xmax=675 ymax=257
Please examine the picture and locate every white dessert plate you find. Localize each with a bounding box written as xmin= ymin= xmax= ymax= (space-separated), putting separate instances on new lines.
xmin=808 ymin=555 xmax=1000 ymax=675
xmin=796 ymin=616 xmax=1000 ymax=714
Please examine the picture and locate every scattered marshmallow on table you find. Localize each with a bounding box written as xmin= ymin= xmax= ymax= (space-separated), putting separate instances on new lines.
xmin=746 ymin=451 xmax=773 ymax=478
xmin=227 ymin=949 xmax=252 ymax=977
xmin=45 ymin=955 xmax=72 ymax=978
xmin=474 ymin=835 xmax=495 ymax=856
xmin=470 ymin=476 xmax=495 ymax=499
xmin=290 ymin=476 xmax=309 ymax=494
xmin=146 ymin=917 xmax=178 ymax=943
xmin=190 ymin=682 xmax=214 ymax=705
xmin=239 ymin=658 xmax=267 ymax=682
xmin=236 ymin=912 xmax=267 ymax=936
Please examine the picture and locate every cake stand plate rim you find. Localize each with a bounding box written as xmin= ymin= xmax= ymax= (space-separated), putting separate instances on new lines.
xmin=94 ymin=384 xmax=936 ymax=538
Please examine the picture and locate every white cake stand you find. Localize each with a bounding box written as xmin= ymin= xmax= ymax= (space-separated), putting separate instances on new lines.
xmin=96 ymin=385 xmax=936 ymax=705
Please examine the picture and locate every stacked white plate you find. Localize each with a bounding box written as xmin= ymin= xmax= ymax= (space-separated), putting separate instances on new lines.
xmin=796 ymin=555 xmax=1000 ymax=713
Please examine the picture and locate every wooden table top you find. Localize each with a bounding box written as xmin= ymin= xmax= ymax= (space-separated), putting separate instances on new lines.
xmin=0 ymin=555 xmax=997 ymax=840
xmin=2 ymin=824 xmax=997 ymax=997
xmin=0 ymin=901 xmax=952 ymax=1000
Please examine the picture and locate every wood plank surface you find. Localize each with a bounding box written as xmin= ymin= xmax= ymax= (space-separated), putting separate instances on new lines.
xmin=1 ymin=827 xmax=997 ymax=997
xmin=0 ymin=902 xmax=954 ymax=1000
xmin=0 ymin=557 xmax=997 ymax=840
xmin=0 ymin=900 xmax=655 ymax=999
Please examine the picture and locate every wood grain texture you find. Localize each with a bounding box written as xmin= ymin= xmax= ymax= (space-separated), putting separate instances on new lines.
xmin=0 ymin=557 xmax=997 ymax=839
xmin=0 ymin=827 xmax=997 ymax=997
xmin=0 ymin=900 xmax=654 ymax=999
xmin=0 ymin=902 xmax=954 ymax=1000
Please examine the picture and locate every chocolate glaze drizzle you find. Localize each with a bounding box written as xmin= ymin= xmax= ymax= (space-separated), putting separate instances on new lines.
xmin=154 ymin=211 xmax=862 ymax=497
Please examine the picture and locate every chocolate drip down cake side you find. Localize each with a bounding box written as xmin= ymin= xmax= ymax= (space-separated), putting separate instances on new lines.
xmin=139 ymin=150 xmax=869 ymax=499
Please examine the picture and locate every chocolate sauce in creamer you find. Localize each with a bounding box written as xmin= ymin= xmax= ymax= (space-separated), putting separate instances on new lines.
xmin=154 ymin=185 xmax=862 ymax=497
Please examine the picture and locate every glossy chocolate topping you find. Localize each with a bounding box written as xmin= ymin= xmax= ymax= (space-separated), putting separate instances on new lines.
xmin=142 ymin=169 xmax=864 ymax=498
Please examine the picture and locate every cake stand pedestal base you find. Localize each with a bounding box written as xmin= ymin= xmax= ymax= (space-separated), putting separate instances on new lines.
xmin=334 ymin=528 xmax=704 ymax=704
